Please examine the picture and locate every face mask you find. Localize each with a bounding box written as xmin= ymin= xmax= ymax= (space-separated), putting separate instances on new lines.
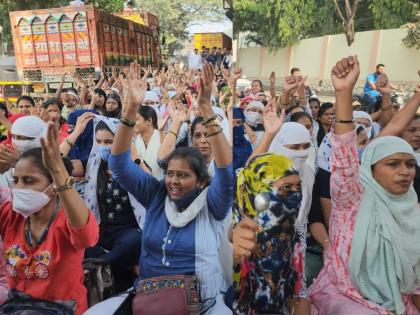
xmin=277 ymin=146 xmax=309 ymax=168
xmin=267 ymin=189 xmax=302 ymax=218
xmin=13 ymin=139 xmax=41 ymax=153
xmin=12 ymin=184 xmax=53 ymax=218
xmin=244 ymin=111 xmax=263 ymax=127
xmin=172 ymin=186 xmax=202 ymax=211
xmin=98 ymin=145 xmax=111 ymax=162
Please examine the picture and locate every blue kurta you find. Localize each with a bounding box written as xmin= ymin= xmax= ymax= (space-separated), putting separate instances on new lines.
xmin=109 ymin=151 xmax=233 ymax=300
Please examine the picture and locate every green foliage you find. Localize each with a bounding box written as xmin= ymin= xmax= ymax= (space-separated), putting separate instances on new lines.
xmin=234 ymin=0 xmax=419 ymax=51
xmin=234 ymin=0 xmax=316 ymax=51
xmin=134 ymin=0 xmax=225 ymax=57
xmin=370 ymin=0 xmax=418 ymax=29
xmin=402 ymin=12 xmax=420 ymax=50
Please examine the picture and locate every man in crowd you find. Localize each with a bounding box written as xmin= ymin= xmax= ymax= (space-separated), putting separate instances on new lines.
xmin=363 ymin=63 xmax=385 ymax=112
xmin=188 ymin=48 xmax=202 ymax=71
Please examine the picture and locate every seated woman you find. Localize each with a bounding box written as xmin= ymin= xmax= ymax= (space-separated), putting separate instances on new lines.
xmin=134 ymin=106 xmax=164 ymax=180
xmin=83 ymin=117 xmax=144 ymax=292
xmin=0 ymin=116 xmax=47 ymax=188
xmin=42 ymin=98 xmax=69 ymax=143
xmin=109 ymin=62 xmax=233 ymax=314
xmin=309 ymin=56 xmax=420 ymax=315
xmin=103 ymin=93 xmax=122 ymax=119
xmin=0 ymin=121 xmax=98 ymax=315
xmin=232 ymin=153 xmax=306 ymax=315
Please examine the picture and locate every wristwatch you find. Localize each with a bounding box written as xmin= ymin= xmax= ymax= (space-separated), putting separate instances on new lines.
xmin=54 ymin=177 xmax=75 ymax=192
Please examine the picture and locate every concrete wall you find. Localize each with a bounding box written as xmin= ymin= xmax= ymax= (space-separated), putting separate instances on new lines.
xmin=237 ymin=28 xmax=420 ymax=92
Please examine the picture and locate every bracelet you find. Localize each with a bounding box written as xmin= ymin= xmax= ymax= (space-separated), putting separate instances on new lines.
xmin=206 ymin=128 xmax=223 ymax=138
xmin=64 ymin=138 xmax=74 ymax=147
xmin=202 ymin=115 xmax=218 ymax=127
xmin=335 ymin=117 xmax=355 ymax=124
xmin=120 ymin=117 xmax=136 ymax=127
xmin=167 ymin=130 xmax=178 ymax=138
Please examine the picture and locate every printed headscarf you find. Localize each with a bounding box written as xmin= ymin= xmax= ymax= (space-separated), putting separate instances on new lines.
xmin=236 ymin=153 xmax=295 ymax=218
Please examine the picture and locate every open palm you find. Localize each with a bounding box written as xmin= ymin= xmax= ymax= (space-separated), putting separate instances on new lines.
xmin=264 ymin=102 xmax=286 ymax=134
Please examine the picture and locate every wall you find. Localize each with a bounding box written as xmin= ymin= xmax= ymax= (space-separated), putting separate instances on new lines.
xmin=237 ymin=28 xmax=420 ymax=92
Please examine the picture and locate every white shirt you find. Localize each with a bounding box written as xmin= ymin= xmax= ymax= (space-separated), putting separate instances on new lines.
xmin=188 ymin=53 xmax=202 ymax=70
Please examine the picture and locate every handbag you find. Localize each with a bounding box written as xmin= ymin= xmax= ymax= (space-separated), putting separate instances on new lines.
xmin=132 ymin=275 xmax=201 ymax=315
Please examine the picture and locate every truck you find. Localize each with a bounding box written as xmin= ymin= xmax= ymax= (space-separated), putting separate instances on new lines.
xmin=193 ymin=32 xmax=232 ymax=52
xmin=9 ymin=5 xmax=160 ymax=93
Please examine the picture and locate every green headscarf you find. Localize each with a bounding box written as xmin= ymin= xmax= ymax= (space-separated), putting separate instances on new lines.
xmin=349 ymin=136 xmax=420 ymax=315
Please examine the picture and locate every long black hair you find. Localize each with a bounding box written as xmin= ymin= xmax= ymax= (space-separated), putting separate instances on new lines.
xmin=104 ymin=93 xmax=122 ymax=119
xmin=95 ymin=121 xmax=115 ymax=224
xmin=138 ymin=106 xmax=158 ymax=129
xmin=316 ymin=102 xmax=334 ymax=146
xmin=163 ymin=147 xmax=211 ymax=187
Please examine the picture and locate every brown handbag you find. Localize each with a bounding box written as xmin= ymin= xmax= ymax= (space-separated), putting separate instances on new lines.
xmin=132 ymin=275 xmax=201 ymax=315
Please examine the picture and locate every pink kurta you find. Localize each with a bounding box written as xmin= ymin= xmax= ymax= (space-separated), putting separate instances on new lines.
xmin=309 ymin=129 xmax=420 ymax=315
xmin=0 ymin=236 xmax=8 ymax=304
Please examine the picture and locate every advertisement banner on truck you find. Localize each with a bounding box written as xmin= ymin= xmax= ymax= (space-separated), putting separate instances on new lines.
xmin=32 ymin=21 xmax=49 ymax=66
xmin=60 ymin=17 xmax=77 ymax=65
xmin=19 ymin=22 xmax=36 ymax=67
xmin=47 ymin=19 xmax=63 ymax=66
xmin=74 ymin=14 xmax=92 ymax=65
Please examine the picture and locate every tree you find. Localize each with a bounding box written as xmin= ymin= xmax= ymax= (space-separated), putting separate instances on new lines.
xmin=135 ymin=0 xmax=225 ymax=56
xmin=332 ymin=0 xmax=360 ymax=46
xmin=369 ymin=0 xmax=418 ymax=29
xmin=233 ymin=0 xmax=316 ymax=51
xmin=234 ymin=0 xmax=419 ymax=50
xmin=402 ymin=12 xmax=420 ymax=50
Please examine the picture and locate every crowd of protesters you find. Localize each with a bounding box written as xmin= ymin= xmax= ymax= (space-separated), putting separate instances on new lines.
xmin=0 ymin=50 xmax=419 ymax=315
xmin=0 ymin=60 xmax=234 ymax=315
xmin=231 ymin=56 xmax=420 ymax=315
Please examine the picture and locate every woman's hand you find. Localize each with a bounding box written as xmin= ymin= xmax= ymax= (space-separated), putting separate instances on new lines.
xmin=332 ymin=55 xmax=360 ymax=135
xmin=126 ymin=62 xmax=147 ymax=111
xmin=282 ymin=76 xmax=299 ymax=93
xmin=0 ymin=145 xmax=19 ymax=168
xmin=41 ymin=118 xmax=66 ymax=174
xmin=263 ymin=100 xmax=286 ymax=135
xmin=233 ymin=217 xmax=260 ymax=265
xmin=197 ymin=62 xmax=215 ymax=118
xmin=74 ymin=112 xmax=95 ymax=136
xmin=376 ymin=73 xmax=392 ymax=95
xmin=331 ymin=55 xmax=360 ymax=93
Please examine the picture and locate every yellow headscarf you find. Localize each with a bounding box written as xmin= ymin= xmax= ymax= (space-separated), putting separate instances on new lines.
xmin=236 ymin=153 xmax=295 ymax=218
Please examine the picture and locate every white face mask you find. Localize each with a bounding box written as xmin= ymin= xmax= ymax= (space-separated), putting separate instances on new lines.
xmin=12 ymin=184 xmax=53 ymax=218
xmin=245 ymin=111 xmax=263 ymax=127
xmin=277 ymin=146 xmax=309 ymax=169
xmin=12 ymin=139 xmax=41 ymax=154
